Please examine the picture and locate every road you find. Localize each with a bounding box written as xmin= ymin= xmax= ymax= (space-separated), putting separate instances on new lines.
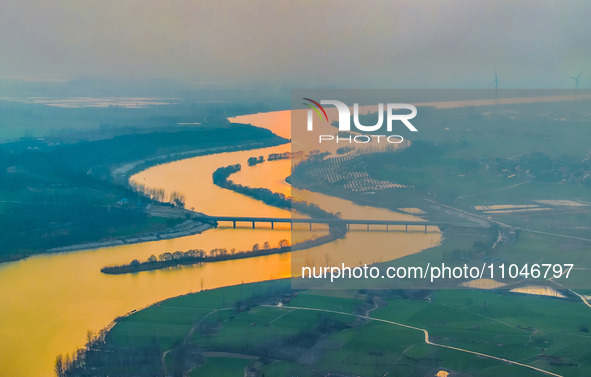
xmin=425 ymin=198 xmax=591 ymax=242
xmin=263 ymin=304 xmax=564 ymax=377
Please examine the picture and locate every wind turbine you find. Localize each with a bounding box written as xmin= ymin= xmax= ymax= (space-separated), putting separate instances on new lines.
xmin=489 ymin=68 xmax=499 ymax=105
xmin=569 ymin=69 xmax=585 ymax=92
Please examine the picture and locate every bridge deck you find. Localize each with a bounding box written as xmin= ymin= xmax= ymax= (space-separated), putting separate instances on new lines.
xmin=197 ymin=216 xmax=470 ymax=227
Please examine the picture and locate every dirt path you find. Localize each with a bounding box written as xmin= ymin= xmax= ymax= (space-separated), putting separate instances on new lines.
xmin=424 ymin=198 xmax=510 ymax=227
xmin=263 ymin=304 xmax=563 ymax=377
xmin=161 ymin=308 xmax=233 ymax=376
xmin=516 ymin=228 xmax=591 ymax=242
xmin=572 ymin=291 xmax=591 ymax=308
xmin=269 ymin=308 xmax=295 ymax=325
xmin=455 ymin=181 xmax=530 ymax=200
xmin=365 ymin=296 xmax=379 ymax=317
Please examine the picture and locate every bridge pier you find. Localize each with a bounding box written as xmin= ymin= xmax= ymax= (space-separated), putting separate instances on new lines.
xmin=201 ymin=217 xmax=442 ymax=234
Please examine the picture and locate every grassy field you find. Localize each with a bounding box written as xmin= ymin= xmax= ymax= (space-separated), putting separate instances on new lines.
xmin=63 ymin=99 xmax=591 ymax=376
xmin=374 ymin=290 xmax=591 ymax=376
xmin=95 ymin=278 xmax=591 ymax=377
xmin=352 ymin=103 xmax=591 ymax=289
xmin=189 ymin=357 xmax=253 ymax=376
xmin=107 ymin=280 xmax=293 ymax=349
xmin=363 ymin=225 xmax=591 ymax=291
xmin=351 ymin=100 xmax=591 ymax=241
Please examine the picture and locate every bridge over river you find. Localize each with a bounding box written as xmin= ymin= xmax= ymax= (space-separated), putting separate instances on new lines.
xmin=196 ymin=216 xmax=480 ymax=233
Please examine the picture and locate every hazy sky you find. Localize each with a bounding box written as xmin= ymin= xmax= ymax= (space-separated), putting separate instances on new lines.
xmin=0 ymin=0 xmax=589 ymax=89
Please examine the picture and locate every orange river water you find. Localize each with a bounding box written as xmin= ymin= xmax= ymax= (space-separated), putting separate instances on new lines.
xmin=0 ymin=109 xmax=441 ymax=377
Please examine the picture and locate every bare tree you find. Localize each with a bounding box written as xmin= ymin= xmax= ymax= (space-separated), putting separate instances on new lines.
xmin=169 ymin=191 xmax=186 ymax=208
xmin=55 ymin=354 xmax=64 ymax=377
xmin=63 ymin=353 xmax=71 ymax=372
xmin=322 ymin=253 xmax=334 ymax=268
xmin=86 ymin=330 xmax=95 ymax=348
xmin=304 ymin=255 xmax=315 ymax=269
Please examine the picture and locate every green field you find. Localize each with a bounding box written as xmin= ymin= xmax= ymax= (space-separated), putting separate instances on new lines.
xmin=89 ymin=279 xmax=591 ymax=377
xmin=62 ymin=99 xmax=591 ymax=376
xmin=189 ymin=357 xmax=253 ymax=377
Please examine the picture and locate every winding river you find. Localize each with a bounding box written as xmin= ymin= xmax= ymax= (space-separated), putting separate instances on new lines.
xmin=0 ymin=109 xmax=440 ymax=377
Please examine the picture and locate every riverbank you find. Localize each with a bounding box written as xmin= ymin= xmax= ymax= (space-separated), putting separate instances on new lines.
xmin=0 ymin=121 xmax=289 ymax=264
xmin=100 ymin=231 xmax=344 ymax=275
xmin=2 ymin=108 xmax=437 ymax=377
xmin=112 ymin=138 xmax=288 ymax=181
xmin=0 ymin=205 xmax=213 ymax=265
xmin=48 ymin=217 xmax=212 ymax=254
xmin=74 ymin=279 xmax=590 ymax=377
xmin=0 ymin=254 xmax=28 ymax=264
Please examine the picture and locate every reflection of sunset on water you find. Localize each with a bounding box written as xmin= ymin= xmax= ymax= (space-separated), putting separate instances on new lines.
xmin=462 ymin=279 xmax=506 ymax=289
xmin=11 ymin=95 xmax=576 ymax=376
xmin=231 ymin=112 xmax=441 ymax=276
xmin=510 ymin=286 xmax=566 ymax=298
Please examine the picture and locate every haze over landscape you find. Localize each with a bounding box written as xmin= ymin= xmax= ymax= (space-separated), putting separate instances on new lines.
xmin=2 ymin=2 xmax=591 ymax=377
xmin=1 ymin=1 xmax=590 ymax=89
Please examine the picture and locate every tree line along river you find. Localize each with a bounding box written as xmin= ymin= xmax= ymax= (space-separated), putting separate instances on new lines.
xmin=0 ymin=109 xmax=439 ymax=377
